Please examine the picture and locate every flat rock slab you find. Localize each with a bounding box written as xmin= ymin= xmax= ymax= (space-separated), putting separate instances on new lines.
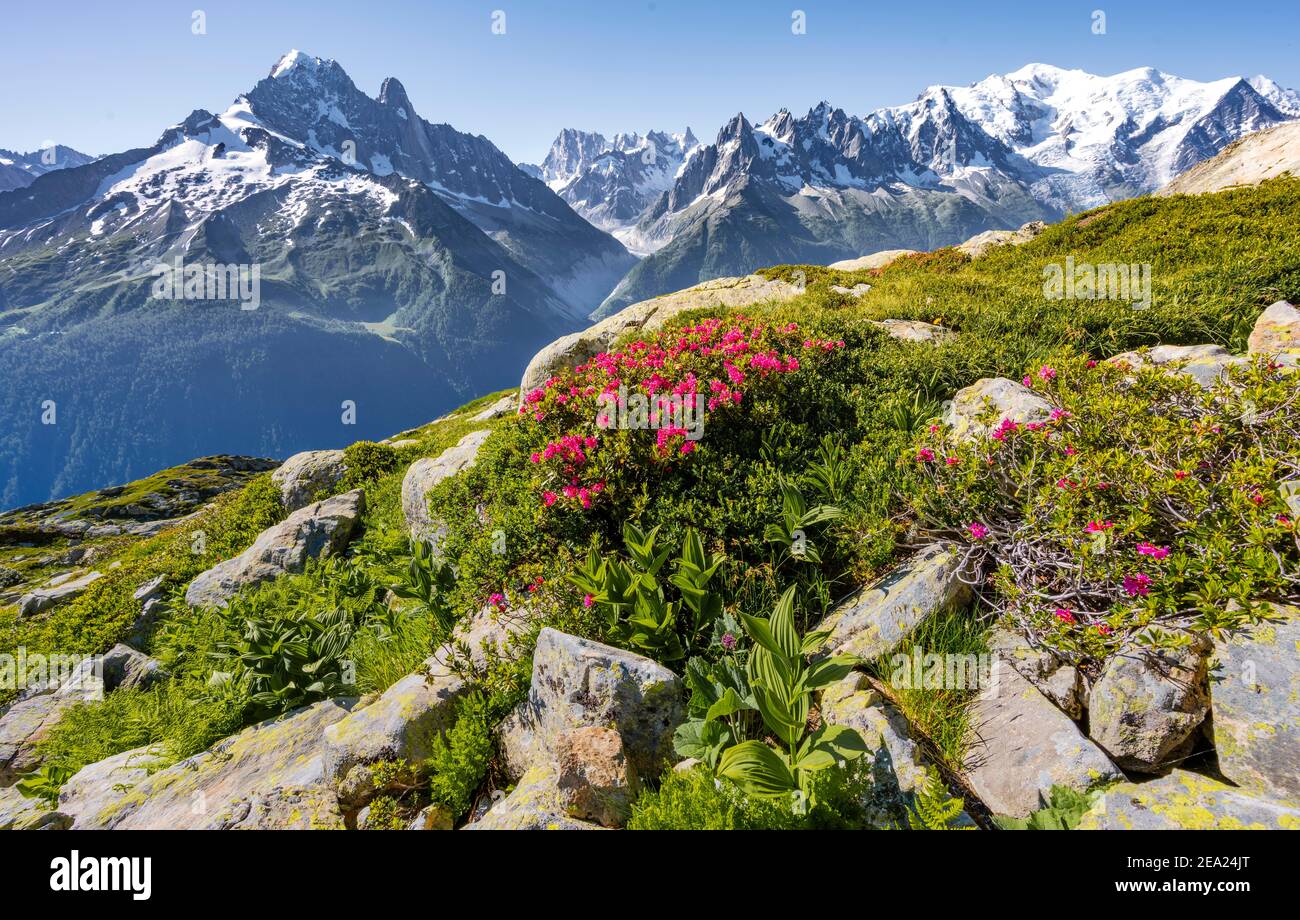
xmin=1109 ymin=344 xmax=1249 ymax=389
xmin=59 ymin=746 xmax=164 ymax=828
xmin=819 ymin=544 xmax=971 ymax=660
xmin=1208 ymin=604 xmax=1300 ymax=801
xmin=500 ymin=628 xmax=684 ymax=783
xmin=18 ymin=570 xmax=103 ymax=617
xmin=401 ymin=430 xmax=491 ymax=543
xmin=871 ymin=319 xmax=954 ymax=344
xmin=828 ymin=249 xmax=918 ymax=271
xmin=1079 ymin=770 xmax=1300 ymax=830
xmin=184 ymin=489 xmax=365 ymax=608
xmin=964 ymin=662 xmax=1121 ymax=818
xmin=71 ymin=699 xmax=355 ymax=829
xmin=955 ymin=221 xmax=1045 ymax=258
xmin=0 ymin=782 xmax=46 ymax=830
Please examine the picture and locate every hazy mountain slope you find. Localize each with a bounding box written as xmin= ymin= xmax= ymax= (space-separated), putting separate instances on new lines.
xmin=0 ymin=145 xmax=95 ymax=193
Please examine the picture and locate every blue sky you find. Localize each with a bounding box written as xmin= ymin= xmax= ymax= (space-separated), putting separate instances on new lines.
xmin=3 ymin=0 xmax=1298 ymax=164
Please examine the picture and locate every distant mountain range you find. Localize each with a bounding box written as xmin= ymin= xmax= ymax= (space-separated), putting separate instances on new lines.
xmin=531 ymin=64 xmax=1297 ymax=317
xmin=1 ymin=57 xmax=1295 ymax=506
xmin=0 ymin=145 xmax=95 ymax=193
xmin=0 ymin=51 xmax=631 ymax=507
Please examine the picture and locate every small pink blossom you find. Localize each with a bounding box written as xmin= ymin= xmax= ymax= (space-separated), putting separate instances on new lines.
xmin=967 ymin=522 xmax=990 ymax=540
xmin=1136 ymin=542 xmax=1170 ymax=560
xmin=1122 ymin=573 xmax=1152 ymax=597
xmin=1054 ymin=607 xmax=1075 ymax=624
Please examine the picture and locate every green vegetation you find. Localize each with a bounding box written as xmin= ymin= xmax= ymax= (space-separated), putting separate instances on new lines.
xmin=995 ymin=785 xmax=1102 ymax=830
xmin=8 ymin=180 xmax=1300 ymax=826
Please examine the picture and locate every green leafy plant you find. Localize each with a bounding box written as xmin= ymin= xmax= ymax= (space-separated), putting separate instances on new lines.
xmin=709 ymin=586 xmax=867 ymax=803
xmin=904 ymin=767 xmax=972 ymax=830
xmin=340 ymin=441 xmax=401 ymax=490
xmin=764 ymin=478 xmax=844 ymax=567
xmin=390 ymin=537 xmax=459 ymax=634
xmin=15 ymin=764 xmax=74 ymax=808
xmin=995 ymin=784 xmax=1100 ymax=830
xmin=210 ymin=598 xmax=358 ymax=715
xmin=569 ymin=523 xmax=724 ymax=662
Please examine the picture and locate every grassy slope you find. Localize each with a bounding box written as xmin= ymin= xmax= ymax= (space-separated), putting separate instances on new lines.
xmin=9 ymin=179 xmax=1300 ymax=800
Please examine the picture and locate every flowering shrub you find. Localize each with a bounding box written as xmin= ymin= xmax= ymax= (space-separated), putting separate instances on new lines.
xmin=910 ymin=353 xmax=1299 ymax=661
xmin=516 ymin=315 xmax=845 ymax=515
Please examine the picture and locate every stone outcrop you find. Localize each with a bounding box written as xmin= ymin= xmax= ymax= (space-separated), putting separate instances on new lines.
xmin=498 ymin=628 xmax=685 ymax=784
xmin=184 ymin=490 xmax=365 ymax=608
xmin=818 ymin=544 xmax=971 ymax=660
xmin=943 ymin=377 xmax=1053 ymax=441
xmin=464 ymin=764 xmax=604 ymax=830
xmin=1088 ymin=631 xmax=1211 ymax=773
xmin=1109 ymin=344 xmax=1248 ymax=389
xmin=987 ymin=628 xmax=1083 ymax=719
xmin=271 ymin=449 xmax=348 ymax=511
xmin=1078 ymin=770 xmax=1300 ymax=830
xmin=553 ymin=726 xmax=639 ymax=827
xmin=964 ymin=661 xmax=1121 ymax=818
xmin=955 ymin=220 xmax=1045 ymax=258
xmin=519 ymin=274 xmax=805 ymax=395
xmin=401 ymin=430 xmax=491 ymax=543
xmin=66 ymin=699 xmax=355 ymax=829
xmin=0 ymin=692 xmax=80 ymax=785
xmin=1158 ymin=121 xmax=1300 ymax=197
xmin=828 ymin=249 xmax=917 ymax=272
xmin=1207 ymin=604 xmax=1300 ymax=801
xmin=18 ymin=570 xmax=103 ymax=618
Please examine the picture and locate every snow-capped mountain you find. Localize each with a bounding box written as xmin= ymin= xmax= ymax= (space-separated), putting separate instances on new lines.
xmin=0 ymin=145 xmax=95 ymax=193
xmin=0 ymin=52 xmax=618 ymax=507
xmin=596 ymin=64 xmax=1296 ymax=317
xmin=531 ymin=128 xmax=699 ymax=252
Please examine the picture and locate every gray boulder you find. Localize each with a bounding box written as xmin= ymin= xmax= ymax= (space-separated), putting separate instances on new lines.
xmin=964 ymin=661 xmax=1121 ymax=818
xmin=58 ymin=746 xmax=164 ymax=828
xmin=401 ymin=430 xmax=491 ymax=543
xmin=184 ymin=489 xmax=365 ymax=608
xmin=1079 ymin=770 xmax=1300 ymax=830
xmin=871 ymin=319 xmax=954 ymax=344
xmin=553 ymin=726 xmax=640 ymax=827
xmin=1208 ymin=604 xmax=1300 ymax=801
xmin=1088 ymin=631 xmax=1211 ymax=773
xmin=988 ymin=627 xmax=1084 ymax=719
xmin=500 ymin=628 xmax=685 ymax=783
xmin=0 ymin=692 xmax=79 ymax=785
xmin=818 ymin=544 xmax=971 ymax=660
xmin=1109 ymin=344 xmax=1249 ymax=389
xmin=271 ymin=449 xmax=347 ymax=511
xmin=828 ymin=249 xmax=917 ymax=271
xmin=943 ymin=377 xmax=1053 ymax=442
xmin=101 ymin=644 xmax=166 ymax=692
xmin=18 ymin=570 xmax=103 ymax=618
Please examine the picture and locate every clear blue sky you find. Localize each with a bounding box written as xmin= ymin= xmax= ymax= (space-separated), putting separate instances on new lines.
xmin=3 ymin=0 xmax=1298 ymax=164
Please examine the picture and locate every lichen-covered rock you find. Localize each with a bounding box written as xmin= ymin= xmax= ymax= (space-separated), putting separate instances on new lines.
xmin=871 ymin=319 xmax=954 ymax=344
xmin=1208 ymin=604 xmax=1300 ymax=801
xmin=18 ymin=570 xmax=103 ymax=618
xmin=58 ymin=746 xmax=164 ymax=828
xmin=100 ymin=643 xmax=166 ymax=692
xmin=1078 ymin=770 xmax=1300 ymax=830
xmin=0 ymin=691 xmax=79 ymax=785
xmin=401 ymin=430 xmax=491 ymax=543
xmin=943 ymin=377 xmax=1053 ymax=442
xmin=463 ymin=764 xmax=603 ymax=830
xmin=500 ymin=628 xmax=685 ymax=783
xmin=821 ymin=674 xmax=930 ymax=798
xmin=1109 ymin=344 xmax=1249 ymax=389
xmin=964 ymin=662 xmax=1121 ymax=818
xmin=554 ymin=726 xmax=639 ymax=828
xmin=1247 ymin=300 xmax=1299 ymax=366
xmin=0 ymin=783 xmax=45 ymax=830
xmin=184 ymin=490 xmax=365 ymax=608
xmin=520 ymin=274 xmax=805 ymax=395
xmin=322 ymin=662 xmax=466 ymax=807
xmin=828 ymin=249 xmax=918 ymax=271
xmin=271 ymin=449 xmax=347 ymax=511
xmin=988 ymin=628 xmax=1084 ymax=719
xmin=1089 ymin=631 xmax=1211 ymax=773
xmin=818 ymin=544 xmax=970 ymax=660
xmin=408 ymin=804 xmax=455 ymax=830
xmin=72 ymin=699 xmax=355 ymax=829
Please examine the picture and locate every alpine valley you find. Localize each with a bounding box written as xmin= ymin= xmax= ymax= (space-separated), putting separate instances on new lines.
xmin=1 ymin=54 xmax=1296 ymax=506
